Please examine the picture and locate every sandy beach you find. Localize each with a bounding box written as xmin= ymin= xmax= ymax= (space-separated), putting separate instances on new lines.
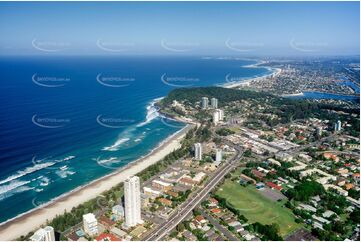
xmin=0 ymin=123 xmax=193 ymax=241
xmin=0 ymin=60 xmax=277 ymax=241
xmin=223 ymin=62 xmax=282 ymax=89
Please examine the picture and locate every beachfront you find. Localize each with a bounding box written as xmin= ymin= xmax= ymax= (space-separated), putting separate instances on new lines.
xmin=0 ymin=124 xmax=193 ymax=241
xmin=223 ymin=62 xmax=282 ymax=89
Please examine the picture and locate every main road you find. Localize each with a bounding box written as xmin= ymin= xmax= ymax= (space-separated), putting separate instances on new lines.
xmin=144 ymin=141 xmax=242 ymax=241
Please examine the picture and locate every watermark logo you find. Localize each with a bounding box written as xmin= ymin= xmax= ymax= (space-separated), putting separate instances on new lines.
xmin=225 ymin=38 xmax=264 ymax=52
xmin=96 ymin=115 xmax=135 ymax=128
xmin=96 ymin=39 xmax=135 ymax=52
xmin=96 ymin=195 xmax=115 ymax=211
xmin=32 ymin=39 xmax=70 ymax=52
xmin=32 ymin=197 xmax=45 ymax=207
xmin=32 ymin=115 xmax=71 ymax=129
xmin=225 ymin=73 xmax=241 ymax=83
xmin=32 ymin=73 xmax=70 ymax=88
xmin=161 ymin=73 xmax=199 ymax=87
xmin=96 ymin=73 xmax=135 ymax=88
xmin=290 ymin=38 xmax=328 ymax=52
xmin=161 ymin=39 xmax=199 ymax=52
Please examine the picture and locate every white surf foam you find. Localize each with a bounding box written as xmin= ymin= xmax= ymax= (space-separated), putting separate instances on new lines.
xmin=97 ymin=157 xmax=119 ymax=164
xmin=102 ymin=97 xmax=164 ymax=152
xmin=0 ymin=180 xmax=32 ymax=201
xmin=56 ymin=170 xmax=76 ymax=179
xmin=136 ymin=97 xmax=163 ymax=127
xmin=39 ymin=177 xmax=50 ymax=187
xmin=102 ymin=138 xmax=130 ymax=151
xmin=0 ymin=163 xmax=54 ymax=186
xmin=0 ymin=156 xmax=75 ymax=186
xmin=0 ymin=180 xmax=30 ymax=196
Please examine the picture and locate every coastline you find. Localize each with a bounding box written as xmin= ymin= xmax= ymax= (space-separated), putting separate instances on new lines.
xmin=225 ymin=60 xmax=359 ymax=99
xmin=0 ymin=121 xmax=193 ymax=241
xmin=0 ymin=59 xmax=269 ymax=240
xmin=223 ymin=61 xmax=282 ymax=89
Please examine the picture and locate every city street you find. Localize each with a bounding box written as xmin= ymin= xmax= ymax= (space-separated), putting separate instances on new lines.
xmin=144 ymin=142 xmax=242 ymax=241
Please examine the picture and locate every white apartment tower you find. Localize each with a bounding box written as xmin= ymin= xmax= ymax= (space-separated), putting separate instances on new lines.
xmin=124 ymin=176 xmax=143 ymax=228
xmin=83 ymin=213 xmax=98 ymax=236
xmin=213 ymin=111 xmax=220 ymax=125
xmin=201 ymin=97 xmax=209 ymax=109
xmin=194 ymin=143 xmax=203 ymax=160
xmin=334 ymin=120 xmax=342 ymax=132
xmin=217 ymin=109 xmax=224 ymax=121
xmin=316 ymin=127 xmax=323 ymax=138
xmin=213 ymin=109 xmax=224 ymax=125
xmin=216 ymin=149 xmax=223 ymax=162
xmin=211 ymin=98 xmax=218 ymax=109
xmin=30 ymin=226 xmax=55 ymax=241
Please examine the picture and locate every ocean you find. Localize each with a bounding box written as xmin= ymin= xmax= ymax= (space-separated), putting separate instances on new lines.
xmin=0 ymin=56 xmax=273 ymax=223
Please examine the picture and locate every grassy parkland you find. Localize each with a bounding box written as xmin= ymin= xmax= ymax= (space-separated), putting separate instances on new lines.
xmin=216 ymin=178 xmax=302 ymax=237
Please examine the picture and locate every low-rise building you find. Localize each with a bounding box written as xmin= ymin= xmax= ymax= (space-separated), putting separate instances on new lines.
xmin=83 ymin=213 xmax=98 ymax=236
xmin=179 ymin=177 xmax=197 ymax=187
xmin=110 ymin=227 xmax=127 ymax=239
xmin=275 ymin=152 xmax=293 ymax=162
xmin=299 ymin=153 xmax=312 ymax=162
xmin=268 ymin=158 xmax=281 ymax=166
xmin=95 ymin=233 xmax=121 ymax=241
xmin=192 ymin=172 xmax=207 ymax=183
xmin=152 ymin=180 xmax=173 ymax=191
xmin=208 ymin=197 xmax=219 ymax=207
xmin=252 ymin=169 xmax=266 ymax=180
xmin=297 ymin=203 xmax=317 ymax=213
xmin=266 ymin=181 xmax=283 ymax=191
xmin=158 ymin=197 xmax=173 ymax=207
xmin=112 ymin=205 xmax=124 ymax=219
xmin=312 ymin=215 xmax=330 ymax=224
xmin=143 ymin=186 xmax=162 ymax=197
xmin=98 ymin=215 xmax=116 ymax=229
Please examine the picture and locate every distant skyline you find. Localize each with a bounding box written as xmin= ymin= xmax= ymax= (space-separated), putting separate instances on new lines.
xmin=0 ymin=1 xmax=359 ymax=56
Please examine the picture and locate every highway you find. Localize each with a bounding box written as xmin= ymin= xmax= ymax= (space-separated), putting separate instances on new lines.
xmin=144 ymin=142 xmax=242 ymax=241
xmin=144 ymin=131 xmax=339 ymax=240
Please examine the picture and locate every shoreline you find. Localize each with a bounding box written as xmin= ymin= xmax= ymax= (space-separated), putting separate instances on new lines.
xmin=0 ymin=121 xmax=193 ymax=241
xmin=223 ymin=60 xmax=282 ymax=89
xmin=225 ymin=60 xmax=359 ymax=100
xmin=0 ymin=58 xmax=270 ymax=240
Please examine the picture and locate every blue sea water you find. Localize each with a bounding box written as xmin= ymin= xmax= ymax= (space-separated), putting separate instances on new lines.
xmin=0 ymin=56 xmax=272 ymax=223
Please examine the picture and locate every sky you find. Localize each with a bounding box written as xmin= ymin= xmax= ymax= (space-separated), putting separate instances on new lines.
xmin=0 ymin=1 xmax=359 ymax=56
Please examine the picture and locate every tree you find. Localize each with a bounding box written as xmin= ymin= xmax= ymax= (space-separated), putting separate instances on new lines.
xmin=252 ymin=222 xmax=283 ymax=241
xmin=244 ymin=149 xmax=252 ymax=157
xmin=287 ymin=180 xmax=325 ymax=201
xmin=193 ymin=209 xmax=201 ymax=216
xmin=216 ymin=128 xmax=235 ymax=136
xmin=176 ymin=223 xmax=185 ymax=232
xmin=349 ymin=208 xmax=360 ymax=223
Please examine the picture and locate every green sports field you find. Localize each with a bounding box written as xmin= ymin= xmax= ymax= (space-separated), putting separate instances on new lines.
xmin=216 ymin=180 xmax=302 ymax=237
